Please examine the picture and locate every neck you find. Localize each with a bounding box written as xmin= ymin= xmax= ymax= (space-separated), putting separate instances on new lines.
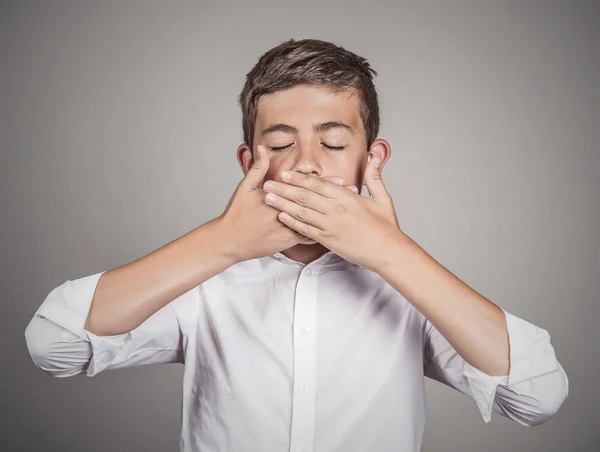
xmin=280 ymin=242 xmax=329 ymax=265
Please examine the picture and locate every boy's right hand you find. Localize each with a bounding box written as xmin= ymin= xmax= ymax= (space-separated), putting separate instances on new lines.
xmin=218 ymin=145 xmax=359 ymax=263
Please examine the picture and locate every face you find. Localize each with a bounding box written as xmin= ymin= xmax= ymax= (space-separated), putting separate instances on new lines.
xmin=238 ymin=84 xmax=390 ymax=245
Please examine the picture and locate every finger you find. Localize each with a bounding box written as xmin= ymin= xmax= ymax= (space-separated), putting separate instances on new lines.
xmin=321 ymin=177 xmax=356 ymax=193
xmin=245 ymin=145 xmax=270 ymax=190
xmin=278 ymin=212 xmax=321 ymax=243
xmin=364 ymin=155 xmax=389 ymax=201
xmin=322 ymin=176 xmax=345 ymax=186
xmin=282 ymin=171 xmax=345 ymax=199
xmin=265 ymin=191 xmax=328 ymax=230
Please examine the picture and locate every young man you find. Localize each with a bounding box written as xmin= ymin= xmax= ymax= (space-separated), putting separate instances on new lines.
xmin=25 ymin=39 xmax=568 ymax=452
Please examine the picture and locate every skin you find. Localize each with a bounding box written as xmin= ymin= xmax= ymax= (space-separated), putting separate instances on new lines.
xmin=236 ymin=84 xmax=390 ymax=265
xmin=236 ymin=84 xmax=510 ymax=377
xmin=83 ymin=82 xmax=511 ymax=378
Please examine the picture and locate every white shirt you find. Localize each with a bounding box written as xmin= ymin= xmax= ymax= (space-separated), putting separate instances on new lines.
xmin=25 ymin=250 xmax=568 ymax=452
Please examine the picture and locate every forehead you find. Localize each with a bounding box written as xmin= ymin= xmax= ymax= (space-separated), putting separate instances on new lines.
xmin=255 ymin=85 xmax=362 ymax=130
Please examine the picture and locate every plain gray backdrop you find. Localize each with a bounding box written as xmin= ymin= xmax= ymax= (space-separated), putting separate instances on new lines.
xmin=2 ymin=0 xmax=598 ymax=451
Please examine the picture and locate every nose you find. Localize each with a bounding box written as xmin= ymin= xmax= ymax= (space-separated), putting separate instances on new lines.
xmin=289 ymin=142 xmax=321 ymax=177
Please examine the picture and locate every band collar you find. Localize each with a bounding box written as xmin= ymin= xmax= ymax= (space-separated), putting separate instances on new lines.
xmin=271 ymin=249 xmax=347 ymax=273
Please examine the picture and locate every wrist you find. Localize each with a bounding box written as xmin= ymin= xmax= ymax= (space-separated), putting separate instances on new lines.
xmin=374 ymin=230 xmax=414 ymax=276
xmin=203 ymin=215 xmax=243 ymax=266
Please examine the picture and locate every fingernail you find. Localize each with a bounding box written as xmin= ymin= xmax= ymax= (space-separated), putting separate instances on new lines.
xmin=334 ymin=177 xmax=345 ymax=185
xmin=372 ymin=157 xmax=381 ymax=168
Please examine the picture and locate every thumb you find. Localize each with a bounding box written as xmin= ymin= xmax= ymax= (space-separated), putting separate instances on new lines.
xmin=364 ymin=155 xmax=388 ymax=201
xmin=245 ymin=145 xmax=270 ymax=190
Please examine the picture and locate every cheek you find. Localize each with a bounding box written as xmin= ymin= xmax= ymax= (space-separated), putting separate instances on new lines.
xmin=328 ymin=164 xmax=363 ymax=187
xmin=264 ymin=155 xmax=288 ymax=182
xmin=264 ymin=166 xmax=281 ymax=183
xmin=333 ymin=153 xmax=362 ymax=173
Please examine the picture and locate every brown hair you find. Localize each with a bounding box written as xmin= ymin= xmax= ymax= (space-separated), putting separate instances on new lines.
xmin=238 ymin=38 xmax=380 ymax=153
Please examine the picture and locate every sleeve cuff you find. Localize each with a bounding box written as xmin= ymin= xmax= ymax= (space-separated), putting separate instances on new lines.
xmin=35 ymin=271 xmax=134 ymax=377
xmin=36 ymin=271 xmax=106 ymax=341
xmin=503 ymin=309 xmax=558 ymax=386
xmin=84 ymin=329 xmax=131 ymax=377
xmin=463 ymin=308 xmax=559 ymax=423
xmin=463 ymin=361 xmax=508 ymax=423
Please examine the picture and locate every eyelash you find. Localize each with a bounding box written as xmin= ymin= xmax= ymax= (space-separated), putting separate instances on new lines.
xmin=270 ymin=144 xmax=345 ymax=151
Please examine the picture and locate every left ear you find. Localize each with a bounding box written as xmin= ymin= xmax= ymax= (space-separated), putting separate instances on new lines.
xmin=363 ymin=139 xmax=391 ymax=186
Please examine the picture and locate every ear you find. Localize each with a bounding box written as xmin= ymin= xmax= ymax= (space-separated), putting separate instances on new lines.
xmin=362 ymin=139 xmax=391 ymax=186
xmin=237 ymin=143 xmax=254 ymax=176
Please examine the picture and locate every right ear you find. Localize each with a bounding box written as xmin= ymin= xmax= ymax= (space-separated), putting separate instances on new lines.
xmin=237 ymin=143 xmax=253 ymax=176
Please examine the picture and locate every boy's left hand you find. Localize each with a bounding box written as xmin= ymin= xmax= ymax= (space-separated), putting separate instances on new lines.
xmin=262 ymin=156 xmax=404 ymax=273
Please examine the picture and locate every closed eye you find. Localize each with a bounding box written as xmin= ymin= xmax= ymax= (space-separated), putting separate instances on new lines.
xmin=324 ymin=144 xmax=345 ymax=150
xmin=270 ymin=144 xmax=292 ymax=151
xmin=269 ymin=143 xmax=346 ymax=151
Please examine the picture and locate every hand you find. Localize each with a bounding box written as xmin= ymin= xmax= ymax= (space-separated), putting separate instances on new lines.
xmin=261 ymin=155 xmax=403 ymax=272
xmin=218 ymin=145 xmax=359 ymax=263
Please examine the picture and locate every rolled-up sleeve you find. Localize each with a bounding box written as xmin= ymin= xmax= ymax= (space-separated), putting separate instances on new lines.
xmin=25 ymin=271 xmax=185 ymax=378
xmin=423 ymin=308 xmax=569 ymax=425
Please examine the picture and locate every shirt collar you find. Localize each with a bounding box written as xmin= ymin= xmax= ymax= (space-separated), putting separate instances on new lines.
xmin=270 ymin=249 xmax=348 ymax=272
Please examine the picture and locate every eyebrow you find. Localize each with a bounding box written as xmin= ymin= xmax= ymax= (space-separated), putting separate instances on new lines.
xmin=261 ymin=121 xmax=355 ymax=137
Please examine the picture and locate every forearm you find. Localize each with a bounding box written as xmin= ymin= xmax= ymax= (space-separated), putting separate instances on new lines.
xmin=84 ymin=216 xmax=237 ymax=336
xmin=376 ymin=232 xmax=510 ymax=376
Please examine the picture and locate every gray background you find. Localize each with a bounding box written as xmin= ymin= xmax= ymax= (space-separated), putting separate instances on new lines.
xmin=2 ymin=0 xmax=598 ymax=451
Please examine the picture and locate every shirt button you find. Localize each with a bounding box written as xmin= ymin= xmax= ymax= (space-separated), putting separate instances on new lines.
xmin=300 ymin=384 xmax=308 ymax=393
xmin=300 ymin=323 xmax=311 ymax=332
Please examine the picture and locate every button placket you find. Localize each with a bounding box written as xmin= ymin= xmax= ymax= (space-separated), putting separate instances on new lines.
xmin=288 ymin=269 xmax=318 ymax=452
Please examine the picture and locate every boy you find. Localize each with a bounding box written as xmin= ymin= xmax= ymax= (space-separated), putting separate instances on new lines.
xmin=25 ymin=38 xmax=568 ymax=452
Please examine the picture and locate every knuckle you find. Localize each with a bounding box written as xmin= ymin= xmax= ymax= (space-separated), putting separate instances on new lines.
xmin=297 ymin=190 xmax=309 ymax=205
xmin=321 ymin=229 xmax=333 ymax=239
xmin=297 ymin=208 xmax=308 ymax=219
xmin=301 ymin=223 xmax=311 ymax=236
xmin=334 ymin=203 xmax=346 ymax=214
